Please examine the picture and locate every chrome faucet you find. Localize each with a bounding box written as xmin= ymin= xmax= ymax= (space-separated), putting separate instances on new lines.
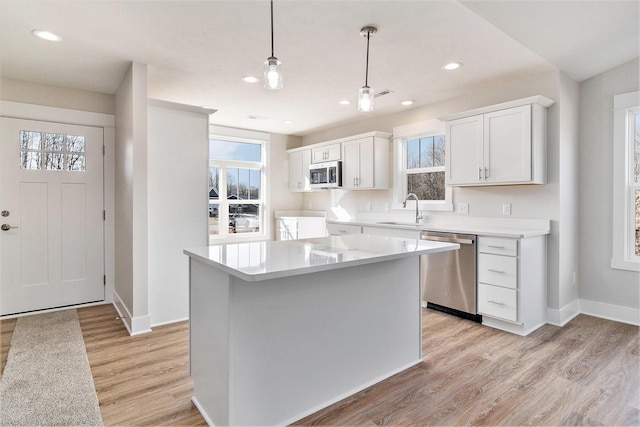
xmin=403 ymin=193 xmax=423 ymax=224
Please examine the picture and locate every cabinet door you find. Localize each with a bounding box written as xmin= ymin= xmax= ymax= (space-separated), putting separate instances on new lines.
xmin=288 ymin=149 xmax=311 ymax=192
xmin=446 ymin=115 xmax=483 ymax=185
xmin=341 ymin=140 xmax=359 ymax=189
xmin=311 ymin=143 xmax=341 ymax=163
xmin=484 ymin=105 xmax=532 ymax=184
xmin=356 ymin=137 xmax=375 ymax=188
xmin=311 ymin=148 xmax=326 ymax=163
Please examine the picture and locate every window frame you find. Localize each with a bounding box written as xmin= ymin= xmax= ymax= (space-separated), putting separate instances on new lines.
xmin=208 ymin=131 xmax=269 ymax=244
xmin=392 ymin=119 xmax=453 ymax=212
xmin=611 ymin=91 xmax=640 ymax=271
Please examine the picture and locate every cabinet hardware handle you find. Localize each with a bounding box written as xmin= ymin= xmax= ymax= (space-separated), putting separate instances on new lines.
xmin=1 ymin=224 xmax=18 ymax=231
xmin=487 ymin=269 xmax=505 ymax=274
xmin=479 ymin=167 xmax=482 ymax=181
xmin=487 ymin=245 xmax=505 ymax=249
xmin=338 ymin=229 xmax=347 ymax=233
xmin=488 ymin=300 xmax=505 ymax=305
xmin=485 ymin=167 xmax=489 ymax=179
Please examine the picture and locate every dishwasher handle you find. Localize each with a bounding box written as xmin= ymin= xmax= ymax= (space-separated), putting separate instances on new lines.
xmin=421 ymin=235 xmax=475 ymax=245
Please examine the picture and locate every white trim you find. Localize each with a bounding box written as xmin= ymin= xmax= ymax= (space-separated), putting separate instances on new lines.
xmin=611 ymin=91 xmax=640 ymax=271
xmin=191 ymin=397 xmax=215 ymax=427
xmin=0 ymin=100 xmax=114 ymax=128
xmin=0 ymin=301 xmax=110 ymax=320
xmin=438 ymin=95 xmax=554 ymax=121
xmin=545 ymin=299 xmax=581 ymax=327
xmin=151 ymin=316 xmax=189 ymax=328
xmin=112 ymin=292 xmax=152 ymax=336
xmin=148 ymin=98 xmax=216 ymax=116
xmin=579 ymin=298 xmax=640 ymax=326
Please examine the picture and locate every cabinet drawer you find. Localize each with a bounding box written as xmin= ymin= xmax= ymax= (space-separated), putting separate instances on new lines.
xmin=326 ymin=223 xmax=362 ymax=235
xmin=478 ymin=237 xmax=518 ymax=256
xmin=478 ymin=283 xmax=518 ymax=322
xmin=478 ymin=253 xmax=518 ymax=289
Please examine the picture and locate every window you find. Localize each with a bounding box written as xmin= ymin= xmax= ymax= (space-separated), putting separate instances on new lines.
xmin=209 ymin=138 xmax=265 ymax=240
xmin=19 ymin=130 xmax=86 ymax=171
xmin=393 ymin=119 xmax=452 ymax=211
xmin=612 ymin=91 xmax=640 ymax=271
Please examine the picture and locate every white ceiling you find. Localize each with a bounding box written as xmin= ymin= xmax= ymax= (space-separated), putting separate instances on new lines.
xmin=1 ymin=0 xmax=638 ymax=136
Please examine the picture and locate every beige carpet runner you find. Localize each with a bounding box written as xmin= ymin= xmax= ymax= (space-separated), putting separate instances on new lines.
xmin=0 ymin=309 xmax=103 ymax=426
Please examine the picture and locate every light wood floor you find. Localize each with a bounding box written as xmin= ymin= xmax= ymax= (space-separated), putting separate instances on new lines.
xmin=1 ymin=304 xmax=639 ymax=426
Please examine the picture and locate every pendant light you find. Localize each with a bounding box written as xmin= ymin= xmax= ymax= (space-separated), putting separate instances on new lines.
xmin=264 ymin=0 xmax=283 ymax=90
xmin=358 ymin=26 xmax=377 ymax=112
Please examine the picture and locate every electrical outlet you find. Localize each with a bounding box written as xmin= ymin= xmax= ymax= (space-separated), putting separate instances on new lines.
xmin=457 ymin=202 xmax=469 ymax=214
xmin=384 ymin=203 xmax=390 ymax=212
xmin=502 ymin=203 xmax=512 ymax=216
xmin=366 ymin=202 xmax=372 ymax=212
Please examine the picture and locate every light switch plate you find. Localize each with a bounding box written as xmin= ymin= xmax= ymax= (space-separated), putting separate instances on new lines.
xmin=502 ymin=203 xmax=512 ymax=216
xmin=457 ymin=202 xmax=469 ymax=214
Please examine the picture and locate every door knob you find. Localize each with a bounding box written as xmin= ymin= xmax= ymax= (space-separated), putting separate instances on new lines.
xmin=1 ymin=224 xmax=18 ymax=231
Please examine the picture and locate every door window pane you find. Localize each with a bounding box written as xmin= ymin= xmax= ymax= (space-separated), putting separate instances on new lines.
xmin=634 ymin=112 xmax=639 ymax=183
xmin=20 ymin=151 xmax=41 ymax=169
xmin=67 ymin=135 xmax=86 ymax=153
xmin=20 ymin=131 xmax=41 ymax=150
xmin=44 ymin=152 xmax=64 ymax=170
xmin=44 ymin=133 xmax=64 ymax=151
xmin=67 ymin=154 xmax=86 ymax=171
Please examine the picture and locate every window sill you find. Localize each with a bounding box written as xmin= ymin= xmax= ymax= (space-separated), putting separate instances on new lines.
xmin=611 ymin=258 xmax=640 ymax=272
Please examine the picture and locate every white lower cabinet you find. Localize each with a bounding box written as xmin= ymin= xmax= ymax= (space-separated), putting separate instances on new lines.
xmin=477 ymin=235 xmax=546 ymax=336
xmin=362 ymin=226 xmax=421 ymax=239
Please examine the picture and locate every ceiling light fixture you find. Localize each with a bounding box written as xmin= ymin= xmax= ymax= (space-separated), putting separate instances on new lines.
xmin=31 ymin=29 xmax=62 ymax=42
xmin=339 ymin=100 xmax=351 ymax=105
xmin=401 ymin=100 xmax=414 ymax=106
xmin=442 ymin=62 xmax=463 ymax=71
xmin=242 ymin=76 xmax=259 ymax=83
xmin=358 ymin=26 xmax=377 ymax=112
xmin=264 ymin=0 xmax=283 ymax=90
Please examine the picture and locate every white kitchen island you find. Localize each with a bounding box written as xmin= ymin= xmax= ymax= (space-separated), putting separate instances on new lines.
xmin=184 ymin=234 xmax=458 ymax=426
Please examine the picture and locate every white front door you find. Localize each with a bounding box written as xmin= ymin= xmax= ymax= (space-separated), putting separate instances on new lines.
xmin=0 ymin=118 xmax=104 ymax=315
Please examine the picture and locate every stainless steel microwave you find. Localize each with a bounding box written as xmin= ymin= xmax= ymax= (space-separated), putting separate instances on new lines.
xmin=310 ymin=161 xmax=342 ymax=189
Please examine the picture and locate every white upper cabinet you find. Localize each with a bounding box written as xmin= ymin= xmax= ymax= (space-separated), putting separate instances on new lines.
xmin=288 ymin=149 xmax=311 ymax=192
xmin=311 ymin=143 xmax=341 ymax=163
xmin=444 ymin=96 xmax=553 ymax=186
xmin=341 ymin=134 xmax=390 ymax=190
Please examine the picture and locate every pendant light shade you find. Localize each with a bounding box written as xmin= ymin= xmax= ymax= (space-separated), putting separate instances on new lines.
xmin=358 ymin=26 xmax=377 ymax=112
xmin=264 ymin=0 xmax=283 ymax=90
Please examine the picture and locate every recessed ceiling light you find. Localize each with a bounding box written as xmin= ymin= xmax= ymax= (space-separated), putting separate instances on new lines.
xmin=242 ymin=76 xmax=259 ymax=83
xmin=338 ymin=100 xmax=351 ymax=105
xmin=31 ymin=29 xmax=62 ymax=42
xmin=442 ymin=62 xmax=463 ymax=71
xmin=284 ymin=120 xmax=294 ymax=125
xmin=401 ymin=100 xmax=414 ymax=106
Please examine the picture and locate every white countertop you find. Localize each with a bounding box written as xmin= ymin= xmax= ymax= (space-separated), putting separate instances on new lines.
xmin=328 ymin=218 xmax=550 ymax=238
xmin=184 ymin=234 xmax=458 ymax=282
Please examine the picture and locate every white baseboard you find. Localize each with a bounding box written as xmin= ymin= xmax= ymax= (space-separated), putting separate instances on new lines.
xmin=579 ymin=298 xmax=640 ymax=326
xmin=546 ymin=299 xmax=581 ymax=327
xmin=546 ymin=298 xmax=639 ymax=327
xmin=112 ymin=291 xmax=152 ymax=336
xmin=151 ymin=317 xmax=189 ymax=328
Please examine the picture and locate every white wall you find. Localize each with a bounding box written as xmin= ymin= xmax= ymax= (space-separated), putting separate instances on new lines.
xmin=147 ymin=100 xmax=211 ymax=326
xmin=579 ymin=59 xmax=640 ymax=312
xmin=114 ymin=62 xmax=151 ymax=334
xmin=1 ymin=77 xmax=115 ymax=114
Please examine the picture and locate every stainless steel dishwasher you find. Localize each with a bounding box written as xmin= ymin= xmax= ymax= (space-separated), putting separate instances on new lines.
xmin=420 ymin=231 xmax=481 ymax=322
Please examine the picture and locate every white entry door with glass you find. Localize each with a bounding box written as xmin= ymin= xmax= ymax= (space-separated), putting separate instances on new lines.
xmin=0 ymin=118 xmax=104 ymax=316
